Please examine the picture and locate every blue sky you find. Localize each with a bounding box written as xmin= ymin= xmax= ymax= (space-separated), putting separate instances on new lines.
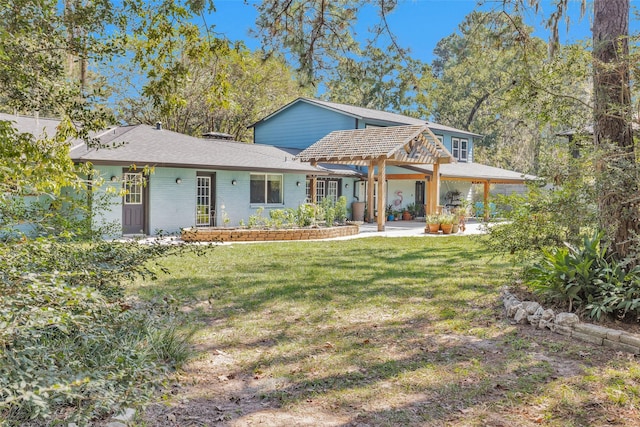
xmin=206 ymin=0 xmax=613 ymax=64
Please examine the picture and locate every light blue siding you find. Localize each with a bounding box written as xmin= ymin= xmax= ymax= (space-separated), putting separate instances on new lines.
xmin=148 ymin=168 xmax=196 ymax=234
xmin=216 ymin=170 xmax=309 ymax=226
xmin=254 ymin=101 xmax=356 ymax=149
xmin=91 ymin=166 xmax=125 ymax=238
xmin=433 ymin=132 xmax=475 ymax=163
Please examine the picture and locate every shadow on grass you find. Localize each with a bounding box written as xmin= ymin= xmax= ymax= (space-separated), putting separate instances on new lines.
xmin=137 ymin=236 xmax=630 ymax=426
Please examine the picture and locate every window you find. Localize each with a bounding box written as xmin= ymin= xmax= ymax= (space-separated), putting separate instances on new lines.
xmin=196 ymin=176 xmax=211 ymax=226
xmin=451 ymin=138 xmax=468 ymax=162
xmin=250 ymin=174 xmax=283 ymax=204
xmin=460 ymin=139 xmax=468 ymax=161
xmin=315 ymin=180 xmax=325 ymax=203
xmin=327 ymin=180 xmax=339 ymax=203
xmin=123 ymin=172 xmax=143 ymax=204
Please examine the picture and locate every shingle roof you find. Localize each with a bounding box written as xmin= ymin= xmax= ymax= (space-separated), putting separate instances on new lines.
xmin=70 ymin=125 xmax=321 ymax=174
xmin=406 ymin=162 xmax=538 ymax=183
xmin=0 ymin=113 xmax=64 ymax=137
xmin=296 ymin=125 xmax=454 ymax=166
xmin=251 ymin=98 xmax=482 ymax=138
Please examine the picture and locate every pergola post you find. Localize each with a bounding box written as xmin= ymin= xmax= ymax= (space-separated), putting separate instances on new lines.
xmin=377 ymin=157 xmax=386 ymax=231
xmin=367 ymin=161 xmax=375 ymax=222
xmin=483 ymin=180 xmax=490 ymax=221
xmin=310 ymin=161 xmax=318 ymax=204
xmin=433 ymin=162 xmax=440 ymax=213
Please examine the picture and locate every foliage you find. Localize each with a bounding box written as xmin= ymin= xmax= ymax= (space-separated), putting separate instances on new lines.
xmin=526 ymin=231 xmax=640 ymax=320
xmin=116 ymin=44 xmax=311 ymax=141
xmin=423 ymin=11 xmax=592 ymax=174
xmin=0 ymin=238 xmax=197 ymax=425
xmin=324 ymin=44 xmax=432 ymax=113
xmin=485 ymin=174 xmax=597 ymax=261
xmin=319 ymin=197 xmax=336 ymax=225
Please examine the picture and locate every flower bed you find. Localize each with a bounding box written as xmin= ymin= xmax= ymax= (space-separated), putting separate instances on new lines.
xmin=181 ymin=225 xmax=360 ymax=242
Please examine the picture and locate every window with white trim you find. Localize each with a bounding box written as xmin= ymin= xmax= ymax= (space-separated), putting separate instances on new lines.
xmin=250 ymin=173 xmax=283 ymax=204
xmin=451 ymin=138 xmax=468 ymax=162
xmin=315 ymin=180 xmax=325 ymax=203
xmin=327 ymin=180 xmax=339 ymax=203
xmin=196 ymin=176 xmax=211 ymax=226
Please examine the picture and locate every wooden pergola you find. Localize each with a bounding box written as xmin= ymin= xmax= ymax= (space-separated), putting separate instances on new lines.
xmin=296 ymin=124 xmax=454 ymax=231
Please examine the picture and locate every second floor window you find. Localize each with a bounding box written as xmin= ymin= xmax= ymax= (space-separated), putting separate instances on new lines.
xmin=452 ymin=138 xmax=468 ymax=162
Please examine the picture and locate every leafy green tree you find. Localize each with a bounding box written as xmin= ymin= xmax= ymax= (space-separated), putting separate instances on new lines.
xmin=116 ymin=44 xmax=310 ymax=141
xmin=324 ymin=43 xmax=432 ymax=114
xmin=424 ymin=11 xmax=592 ymax=174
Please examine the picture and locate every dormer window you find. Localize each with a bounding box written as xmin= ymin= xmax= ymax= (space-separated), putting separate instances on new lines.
xmin=452 ymin=138 xmax=468 ymax=162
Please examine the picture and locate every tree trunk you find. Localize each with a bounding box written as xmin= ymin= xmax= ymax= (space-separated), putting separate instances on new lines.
xmin=592 ymin=0 xmax=639 ymax=263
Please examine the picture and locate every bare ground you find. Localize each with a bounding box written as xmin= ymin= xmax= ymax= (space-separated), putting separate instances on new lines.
xmin=142 ymin=311 xmax=638 ymax=427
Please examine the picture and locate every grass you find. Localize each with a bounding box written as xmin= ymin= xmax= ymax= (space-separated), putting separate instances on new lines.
xmin=133 ymin=235 xmax=640 ymax=426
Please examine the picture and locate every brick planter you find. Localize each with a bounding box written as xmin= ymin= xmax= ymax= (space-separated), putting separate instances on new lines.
xmin=181 ymin=225 xmax=360 ymax=242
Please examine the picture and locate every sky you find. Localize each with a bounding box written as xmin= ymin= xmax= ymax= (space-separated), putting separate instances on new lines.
xmin=205 ymin=0 xmax=613 ymax=65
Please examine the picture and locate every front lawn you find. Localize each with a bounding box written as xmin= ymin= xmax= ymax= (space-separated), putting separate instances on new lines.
xmin=135 ymin=236 xmax=640 ymax=426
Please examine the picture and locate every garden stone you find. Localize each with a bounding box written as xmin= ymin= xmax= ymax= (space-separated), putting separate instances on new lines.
xmin=527 ymin=306 xmax=544 ymax=326
xmin=522 ymin=301 xmax=541 ymax=315
xmin=538 ymin=318 xmax=552 ymax=330
xmin=541 ymin=309 xmax=555 ymax=321
xmin=507 ymin=303 xmax=523 ymax=318
xmin=113 ymin=408 xmax=136 ymax=422
xmin=555 ymin=312 xmax=579 ymax=326
xmin=106 ymin=423 xmax=127 ymax=427
xmin=513 ymin=307 xmax=528 ymax=324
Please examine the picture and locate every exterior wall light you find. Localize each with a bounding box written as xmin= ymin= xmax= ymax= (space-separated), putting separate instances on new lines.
xmin=231 ymin=179 xmax=237 ymax=185
xmin=175 ymin=178 xmax=182 ymax=184
xmin=345 ymin=183 xmax=349 ymax=188
xmin=296 ymin=181 xmax=301 ymax=186
xmin=110 ymin=176 xmax=118 ymax=182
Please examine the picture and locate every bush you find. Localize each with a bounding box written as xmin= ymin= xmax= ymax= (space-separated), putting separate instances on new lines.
xmin=525 ymin=232 xmax=640 ymax=320
xmin=0 ymin=238 xmax=197 ymax=425
xmin=485 ymin=182 xmax=597 ymax=261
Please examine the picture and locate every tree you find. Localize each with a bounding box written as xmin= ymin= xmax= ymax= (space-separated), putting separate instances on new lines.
xmin=115 ymin=44 xmax=310 ymax=141
xmin=590 ymin=0 xmax=639 ymax=263
xmin=324 ymin=43 xmax=432 ymax=114
xmin=424 ymin=11 xmax=592 ymax=174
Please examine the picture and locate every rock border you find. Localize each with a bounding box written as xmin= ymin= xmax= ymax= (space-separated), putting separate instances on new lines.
xmin=502 ymin=288 xmax=640 ymax=354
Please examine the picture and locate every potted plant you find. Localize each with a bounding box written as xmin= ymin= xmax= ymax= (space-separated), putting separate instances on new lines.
xmin=402 ymin=207 xmax=412 ymax=221
xmin=386 ymin=204 xmax=394 ymax=221
xmin=404 ymin=203 xmax=416 ymax=220
xmin=439 ymin=213 xmax=455 ymax=234
xmin=425 ymin=214 xmax=440 ymax=234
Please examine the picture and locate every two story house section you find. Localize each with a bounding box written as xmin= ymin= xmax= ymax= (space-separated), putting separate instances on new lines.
xmin=252 ymin=98 xmax=536 ymax=219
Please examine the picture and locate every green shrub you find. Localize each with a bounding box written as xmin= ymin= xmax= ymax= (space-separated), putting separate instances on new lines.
xmin=335 ymin=196 xmax=348 ymax=224
xmin=0 ymin=239 xmax=198 ymax=425
xmin=525 ymin=232 xmax=640 ymax=320
xmin=485 ymin=183 xmax=597 ymax=261
xmin=295 ymin=203 xmax=316 ymax=227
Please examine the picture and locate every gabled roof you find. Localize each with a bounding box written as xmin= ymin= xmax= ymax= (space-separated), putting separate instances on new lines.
xmin=296 ymin=125 xmax=454 ymax=166
xmin=69 ymin=125 xmax=321 ymax=174
xmin=250 ymin=97 xmax=482 ymax=138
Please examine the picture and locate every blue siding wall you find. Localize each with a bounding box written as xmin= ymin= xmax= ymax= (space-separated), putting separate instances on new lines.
xmin=216 ymin=170 xmax=310 ymax=226
xmin=148 ymin=167 xmax=197 ymax=234
xmin=432 ymin=132 xmax=475 ymax=163
xmin=91 ymin=166 xmax=125 ymax=238
xmin=254 ymin=101 xmax=356 ymax=149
